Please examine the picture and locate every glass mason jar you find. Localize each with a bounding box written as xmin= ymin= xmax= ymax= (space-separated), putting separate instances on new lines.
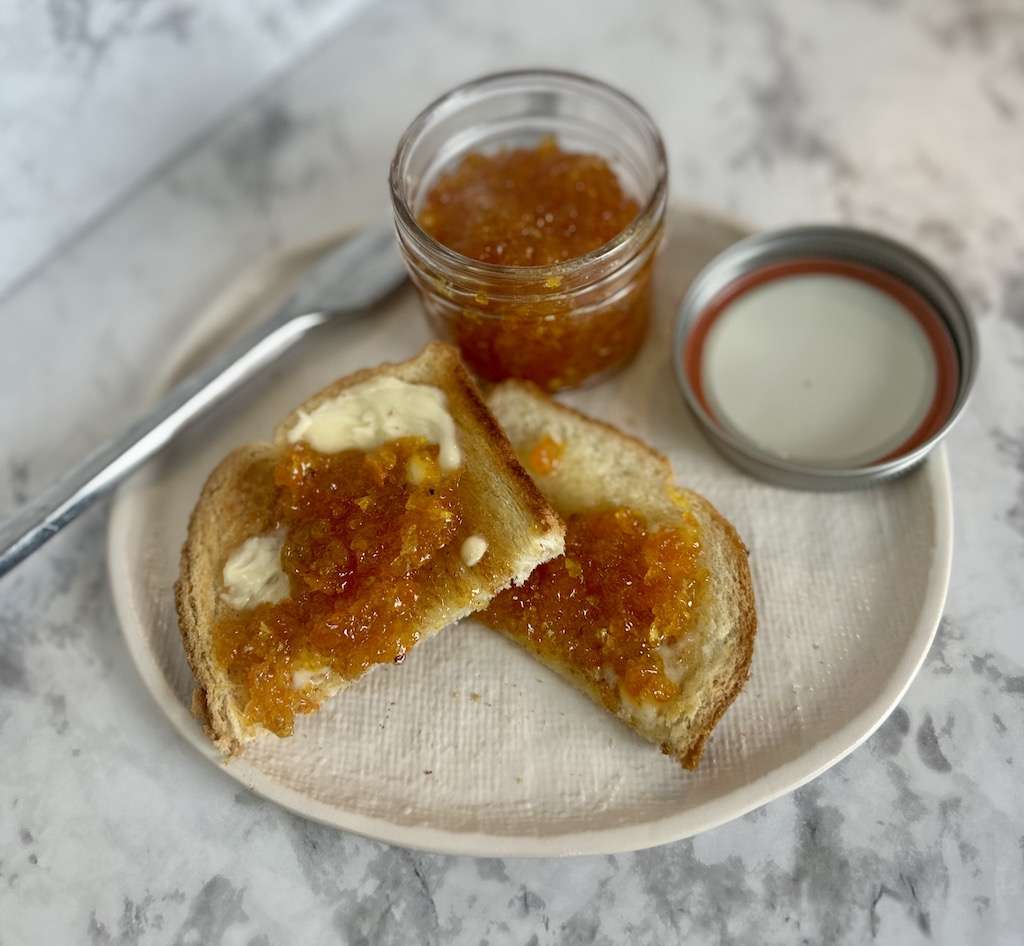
xmin=389 ymin=70 xmax=668 ymax=391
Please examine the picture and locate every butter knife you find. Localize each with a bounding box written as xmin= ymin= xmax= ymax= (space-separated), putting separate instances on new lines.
xmin=0 ymin=224 xmax=406 ymax=578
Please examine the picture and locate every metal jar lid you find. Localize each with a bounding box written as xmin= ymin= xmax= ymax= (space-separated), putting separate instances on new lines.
xmin=673 ymin=225 xmax=978 ymax=490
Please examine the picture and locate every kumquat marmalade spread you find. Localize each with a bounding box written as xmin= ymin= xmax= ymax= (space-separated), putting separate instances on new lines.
xmin=418 ymin=136 xmax=638 ymax=267
xmin=527 ymin=434 xmax=566 ymax=477
xmin=213 ymin=437 xmax=465 ymax=736
xmin=481 ymin=440 xmax=708 ymax=708
xmin=412 ymin=137 xmax=659 ymax=391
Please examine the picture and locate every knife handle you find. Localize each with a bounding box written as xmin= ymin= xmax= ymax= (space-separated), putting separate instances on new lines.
xmin=0 ymin=309 xmax=325 ymax=579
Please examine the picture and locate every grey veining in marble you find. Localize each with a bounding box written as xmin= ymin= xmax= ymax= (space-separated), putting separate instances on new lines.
xmin=0 ymin=0 xmax=366 ymax=298
xmin=1 ymin=0 xmax=1023 ymax=943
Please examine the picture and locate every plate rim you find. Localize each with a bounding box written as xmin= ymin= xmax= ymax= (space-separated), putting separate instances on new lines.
xmin=106 ymin=225 xmax=954 ymax=858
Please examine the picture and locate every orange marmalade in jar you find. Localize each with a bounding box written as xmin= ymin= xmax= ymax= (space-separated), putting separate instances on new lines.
xmin=390 ymin=71 xmax=667 ymax=391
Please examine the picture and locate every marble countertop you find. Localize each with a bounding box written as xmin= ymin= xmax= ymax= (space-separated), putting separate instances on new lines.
xmin=1 ymin=0 xmax=1022 ymax=942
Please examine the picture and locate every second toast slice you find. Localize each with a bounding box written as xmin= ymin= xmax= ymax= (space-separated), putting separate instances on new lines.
xmin=481 ymin=381 xmax=756 ymax=769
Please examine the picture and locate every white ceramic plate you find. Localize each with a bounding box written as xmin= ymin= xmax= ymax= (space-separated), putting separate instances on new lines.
xmin=108 ymin=207 xmax=952 ymax=857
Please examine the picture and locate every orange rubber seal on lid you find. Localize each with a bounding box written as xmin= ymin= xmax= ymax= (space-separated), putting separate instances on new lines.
xmin=682 ymin=258 xmax=960 ymax=464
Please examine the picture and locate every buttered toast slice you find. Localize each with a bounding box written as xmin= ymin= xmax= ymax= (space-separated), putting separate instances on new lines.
xmin=176 ymin=344 xmax=564 ymax=754
xmin=481 ymin=382 xmax=756 ymax=769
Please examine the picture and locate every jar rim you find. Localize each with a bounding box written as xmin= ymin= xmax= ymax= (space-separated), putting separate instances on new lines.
xmin=388 ymin=69 xmax=669 ymax=281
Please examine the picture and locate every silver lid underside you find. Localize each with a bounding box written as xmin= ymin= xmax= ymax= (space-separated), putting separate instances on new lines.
xmin=673 ymin=225 xmax=977 ymax=491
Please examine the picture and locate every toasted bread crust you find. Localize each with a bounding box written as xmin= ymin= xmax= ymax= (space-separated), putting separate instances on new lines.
xmin=490 ymin=380 xmax=677 ymax=474
xmin=670 ymin=492 xmax=756 ymax=768
xmin=175 ymin=344 xmax=564 ymax=754
xmin=485 ymin=381 xmax=757 ymax=769
xmin=175 ymin=444 xmax=280 ymax=754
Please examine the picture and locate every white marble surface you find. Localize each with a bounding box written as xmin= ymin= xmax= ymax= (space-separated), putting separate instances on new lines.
xmin=1 ymin=0 xmax=1022 ymax=943
xmin=0 ymin=0 xmax=365 ymax=296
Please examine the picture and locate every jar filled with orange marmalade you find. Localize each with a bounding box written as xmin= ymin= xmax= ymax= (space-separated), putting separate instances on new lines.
xmin=390 ymin=71 xmax=668 ymax=391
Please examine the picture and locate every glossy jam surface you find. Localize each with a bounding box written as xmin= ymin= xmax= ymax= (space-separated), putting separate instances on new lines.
xmin=213 ymin=438 xmax=464 ymax=736
xmin=527 ymin=435 xmax=565 ymax=476
xmin=415 ymin=137 xmax=654 ymax=391
xmin=481 ymin=505 xmax=707 ymax=707
xmin=419 ymin=136 xmax=639 ymax=266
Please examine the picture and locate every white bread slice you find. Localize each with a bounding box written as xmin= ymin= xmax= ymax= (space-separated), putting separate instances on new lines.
xmin=175 ymin=344 xmax=564 ymax=755
xmin=484 ymin=381 xmax=756 ymax=769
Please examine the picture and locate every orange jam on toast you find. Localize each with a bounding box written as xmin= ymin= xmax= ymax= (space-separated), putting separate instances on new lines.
xmin=213 ymin=438 xmax=465 ymax=736
xmin=416 ymin=137 xmax=652 ymax=390
xmin=480 ymin=505 xmax=707 ymax=707
xmin=527 ymin=434 xmax=565 ymax=476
